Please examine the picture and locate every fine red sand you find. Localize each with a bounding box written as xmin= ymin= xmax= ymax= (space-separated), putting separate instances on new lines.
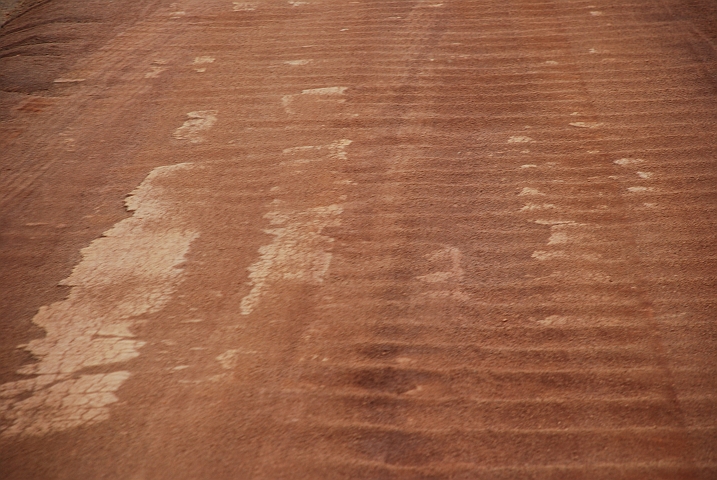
xmin=1 ymin=0 xmax=716 ymax=478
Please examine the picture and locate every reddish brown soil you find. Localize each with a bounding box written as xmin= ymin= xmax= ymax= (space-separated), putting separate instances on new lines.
xmin=1 ymin=0 xmax=716 ymax=478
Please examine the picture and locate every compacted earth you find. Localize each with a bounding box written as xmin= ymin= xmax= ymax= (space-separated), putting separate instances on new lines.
xmin=1 ymin=0 xmax=716 ymax=478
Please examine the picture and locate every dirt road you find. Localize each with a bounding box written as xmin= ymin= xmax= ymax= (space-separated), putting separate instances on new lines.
xmin=1 ymin=0 xmax=716 ymax=478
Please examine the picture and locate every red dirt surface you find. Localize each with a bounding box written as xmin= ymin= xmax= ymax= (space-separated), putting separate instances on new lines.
xmin=1 ymin=0 xmax=716 ymax=478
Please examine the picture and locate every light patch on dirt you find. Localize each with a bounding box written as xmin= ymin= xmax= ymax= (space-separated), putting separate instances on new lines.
xmin=538 ymin=315 xmax=569 ymax=326
xmin=532 ymin=250 xmax=600 ymax=262
xmin=283 ymin=145 xmax=317 ymax=155
xmin=173 ymin=111 xmax=217 ymax=143
xmin=545 ymin=222 xmax=582 ymax=245
xmin=548 ymin=230 xmax=569 ymax=245
xmin=0 ymin=373 xmax=131 ymax=437
xmin=508 ymin=136 xmax=533 ymax=143
xmin=216 ymin=349 xmax=257 ymax=369
xmin=417 ymin=246 xmax=468 ymax=302
xmin=417 ymin=246 xmax=464 ymax=283
xmin=520 ymin=203 xmax=556 ymax=211
xmin=529 ymin=221 xmax=593 ymax=260
xmin=282 ymin=87 xmax=347 ymax=113
xmin=636 ymin=171 xmax=653 ymax=179
xmin=281 ymin=95 xmax=295 ymax=113
xmin=145 ymin=66 xmax=166 ymax=78
xmin=301 ymin=86 xmax=347 ymax=95
xmin=614 ymin=158 xmax=645 ymax=166
xmin=569 ymin=122 xmax=603 ymax=128
xmin=627 ymin=186 xmax=652 ymax=193
xmin=233 ymin=2 xmax=257 ymax=11
xmin=518 ymin=187 xmax=545 ymax=196
xmin=193 ymin=56 xmax=215 ymax=65
xmin=240 ymin=204 xmax=343 ymax=315
xmin=535 ymin=222 xmax=591 ymax=257
xmin=328 ymin=139 xmax=352 ymax=160
xmin=534 ymin=220 xmax=573 ymax=225
xmin=53 ymin=78 xmax=86 ymax=84
xmin=216 ymin=350 xmax=239 ymax=369
xmin=193 ymin=57 xmax=214 ymax=71
xmin=0 ymin=164 xmax=197 ymax=437
xmin=281 ymin=139 xmax=352 ymax=164
xmin=531 ymin=250 xmax=567 ymax=261
xmin=284 ymin=59 xmax=311 ymax=66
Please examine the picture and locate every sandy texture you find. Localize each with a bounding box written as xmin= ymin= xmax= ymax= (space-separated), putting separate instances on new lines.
xmin=1 ymin=0 xmax=716 ymax=477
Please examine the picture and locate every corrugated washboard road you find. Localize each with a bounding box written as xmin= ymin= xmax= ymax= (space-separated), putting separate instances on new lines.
xmin=1 ymin=0 xmax=716 ymax=478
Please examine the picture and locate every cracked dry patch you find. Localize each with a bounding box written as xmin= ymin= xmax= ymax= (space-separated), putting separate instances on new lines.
xmin=240 ymin=203 xmax=343 ymax=315
xmin=0 ymin=164 xmax=198 ymax=438
xmin=173 ymin=111 xmax=217 ymax=143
